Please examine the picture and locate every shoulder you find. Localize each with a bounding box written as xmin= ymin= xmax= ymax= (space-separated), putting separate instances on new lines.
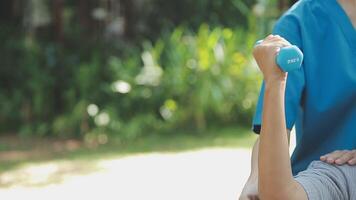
xmin=276 ymin=0 xmax=327 ymax=23
xmin=273 ymin=0 xmax=329 ymax=46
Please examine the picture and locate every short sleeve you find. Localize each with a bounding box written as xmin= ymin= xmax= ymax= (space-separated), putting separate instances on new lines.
xmin=252 ymin=11 xmax=306 ymax=134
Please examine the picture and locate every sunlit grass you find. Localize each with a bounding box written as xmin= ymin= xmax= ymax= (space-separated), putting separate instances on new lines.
xmin=0 ymin=126 xmax=257 ymax=199
xmin=0 ymin=148 xmax=253 ymax=200
xmin=0 ymin=126 xmax=257 ymax=174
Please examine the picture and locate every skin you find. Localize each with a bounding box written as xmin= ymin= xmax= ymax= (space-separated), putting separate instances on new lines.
xmin=255 ymin=35 xmax=307 ymax=200
xmin=239 ymin=1 xmax=356 ymax=199
xmin=338 ymin=0 xmax=356 ymax=28
xmin=320 ymin=150 xmax=356 ymax=165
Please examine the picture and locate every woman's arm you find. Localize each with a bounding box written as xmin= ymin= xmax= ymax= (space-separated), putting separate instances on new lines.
xmin=259 ymin=81 xmax=306 ymax=200
xmin=253 ymin=35 xmax=307 ymax=200
xmin=239 ymin=130 xmax=291 ymax=200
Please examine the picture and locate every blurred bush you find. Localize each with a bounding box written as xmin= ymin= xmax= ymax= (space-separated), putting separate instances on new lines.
xmin=0 ymin=0 xmax=297 ymax=141
xmin=0 ymin=24 xmax=261 ymax=140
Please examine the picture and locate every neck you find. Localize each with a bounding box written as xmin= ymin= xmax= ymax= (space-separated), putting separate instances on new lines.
xmin=338 ymin=0 xmax=356 ymax=28
xmin=339 ymin=0 xmax=356 ymax=5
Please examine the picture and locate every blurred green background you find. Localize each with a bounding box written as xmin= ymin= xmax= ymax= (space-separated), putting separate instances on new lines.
xmin=0 ymin=0 xmax=297 ymax=172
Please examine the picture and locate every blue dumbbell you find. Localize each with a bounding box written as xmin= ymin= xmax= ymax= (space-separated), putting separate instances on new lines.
xmin=255 ymin=40 xmax=303 ymax=72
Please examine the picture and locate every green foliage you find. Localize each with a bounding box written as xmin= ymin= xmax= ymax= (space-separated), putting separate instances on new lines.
xmin=1 ymin=24 xmax=262 ymax=141
xmin=154 ymin=25 xmax=261 ymax=129
xmin=143 ymin=0 xmax=256 ymax=38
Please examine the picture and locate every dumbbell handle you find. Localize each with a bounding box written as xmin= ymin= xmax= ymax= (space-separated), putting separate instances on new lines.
xmin=255 ymin=40 xmax=303 ymax=72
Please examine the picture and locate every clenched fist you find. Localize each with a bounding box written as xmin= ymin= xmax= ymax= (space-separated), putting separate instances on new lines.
xmin=253 ymin=35 xmax=291 ymax=84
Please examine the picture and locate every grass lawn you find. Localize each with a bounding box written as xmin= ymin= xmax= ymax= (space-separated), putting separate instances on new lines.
xmin=0 ymin=126 xmax=257 ymax=174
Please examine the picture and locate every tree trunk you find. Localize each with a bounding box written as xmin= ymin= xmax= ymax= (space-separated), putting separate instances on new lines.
xmin=53 ymin=0 xmax=64 ymax=43
xmin=278 ymin=0 xmax=288 ymax=11
xmin=78 ymin=0 xmax=90 ymax=31
xmin=120 ymin=0 xmax=135 ymax=39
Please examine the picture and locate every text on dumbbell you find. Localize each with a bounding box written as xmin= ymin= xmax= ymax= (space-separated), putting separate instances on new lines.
xmin=287 ymin=58 xmax=300 ymax=64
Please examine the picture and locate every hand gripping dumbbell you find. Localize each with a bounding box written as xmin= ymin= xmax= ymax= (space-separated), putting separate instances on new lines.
xmin=255 ymin=40 xmax=303 ymax=72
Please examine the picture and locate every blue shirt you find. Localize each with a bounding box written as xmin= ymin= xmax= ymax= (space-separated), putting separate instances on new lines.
xmin=252 ymin=0 xmax=356 ymax=175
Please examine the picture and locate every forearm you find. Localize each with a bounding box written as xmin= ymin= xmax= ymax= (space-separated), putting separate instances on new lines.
xmin=252 ymin=35 xmax=307 ymax=200
xmin=248 ymin=131 xmax=291 ymax=182
xmin=258 ymin=81 xmax=295 ymax=199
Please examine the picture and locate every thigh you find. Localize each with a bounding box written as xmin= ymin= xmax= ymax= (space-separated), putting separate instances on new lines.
xmin=294 ymin=161 xmax=356 ymax=200
xmin=338 ymin=163 xmax=356 ymax=199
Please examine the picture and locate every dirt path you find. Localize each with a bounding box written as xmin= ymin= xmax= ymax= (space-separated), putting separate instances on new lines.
xmin=0 ymin=148 xmax=252 ymax=200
